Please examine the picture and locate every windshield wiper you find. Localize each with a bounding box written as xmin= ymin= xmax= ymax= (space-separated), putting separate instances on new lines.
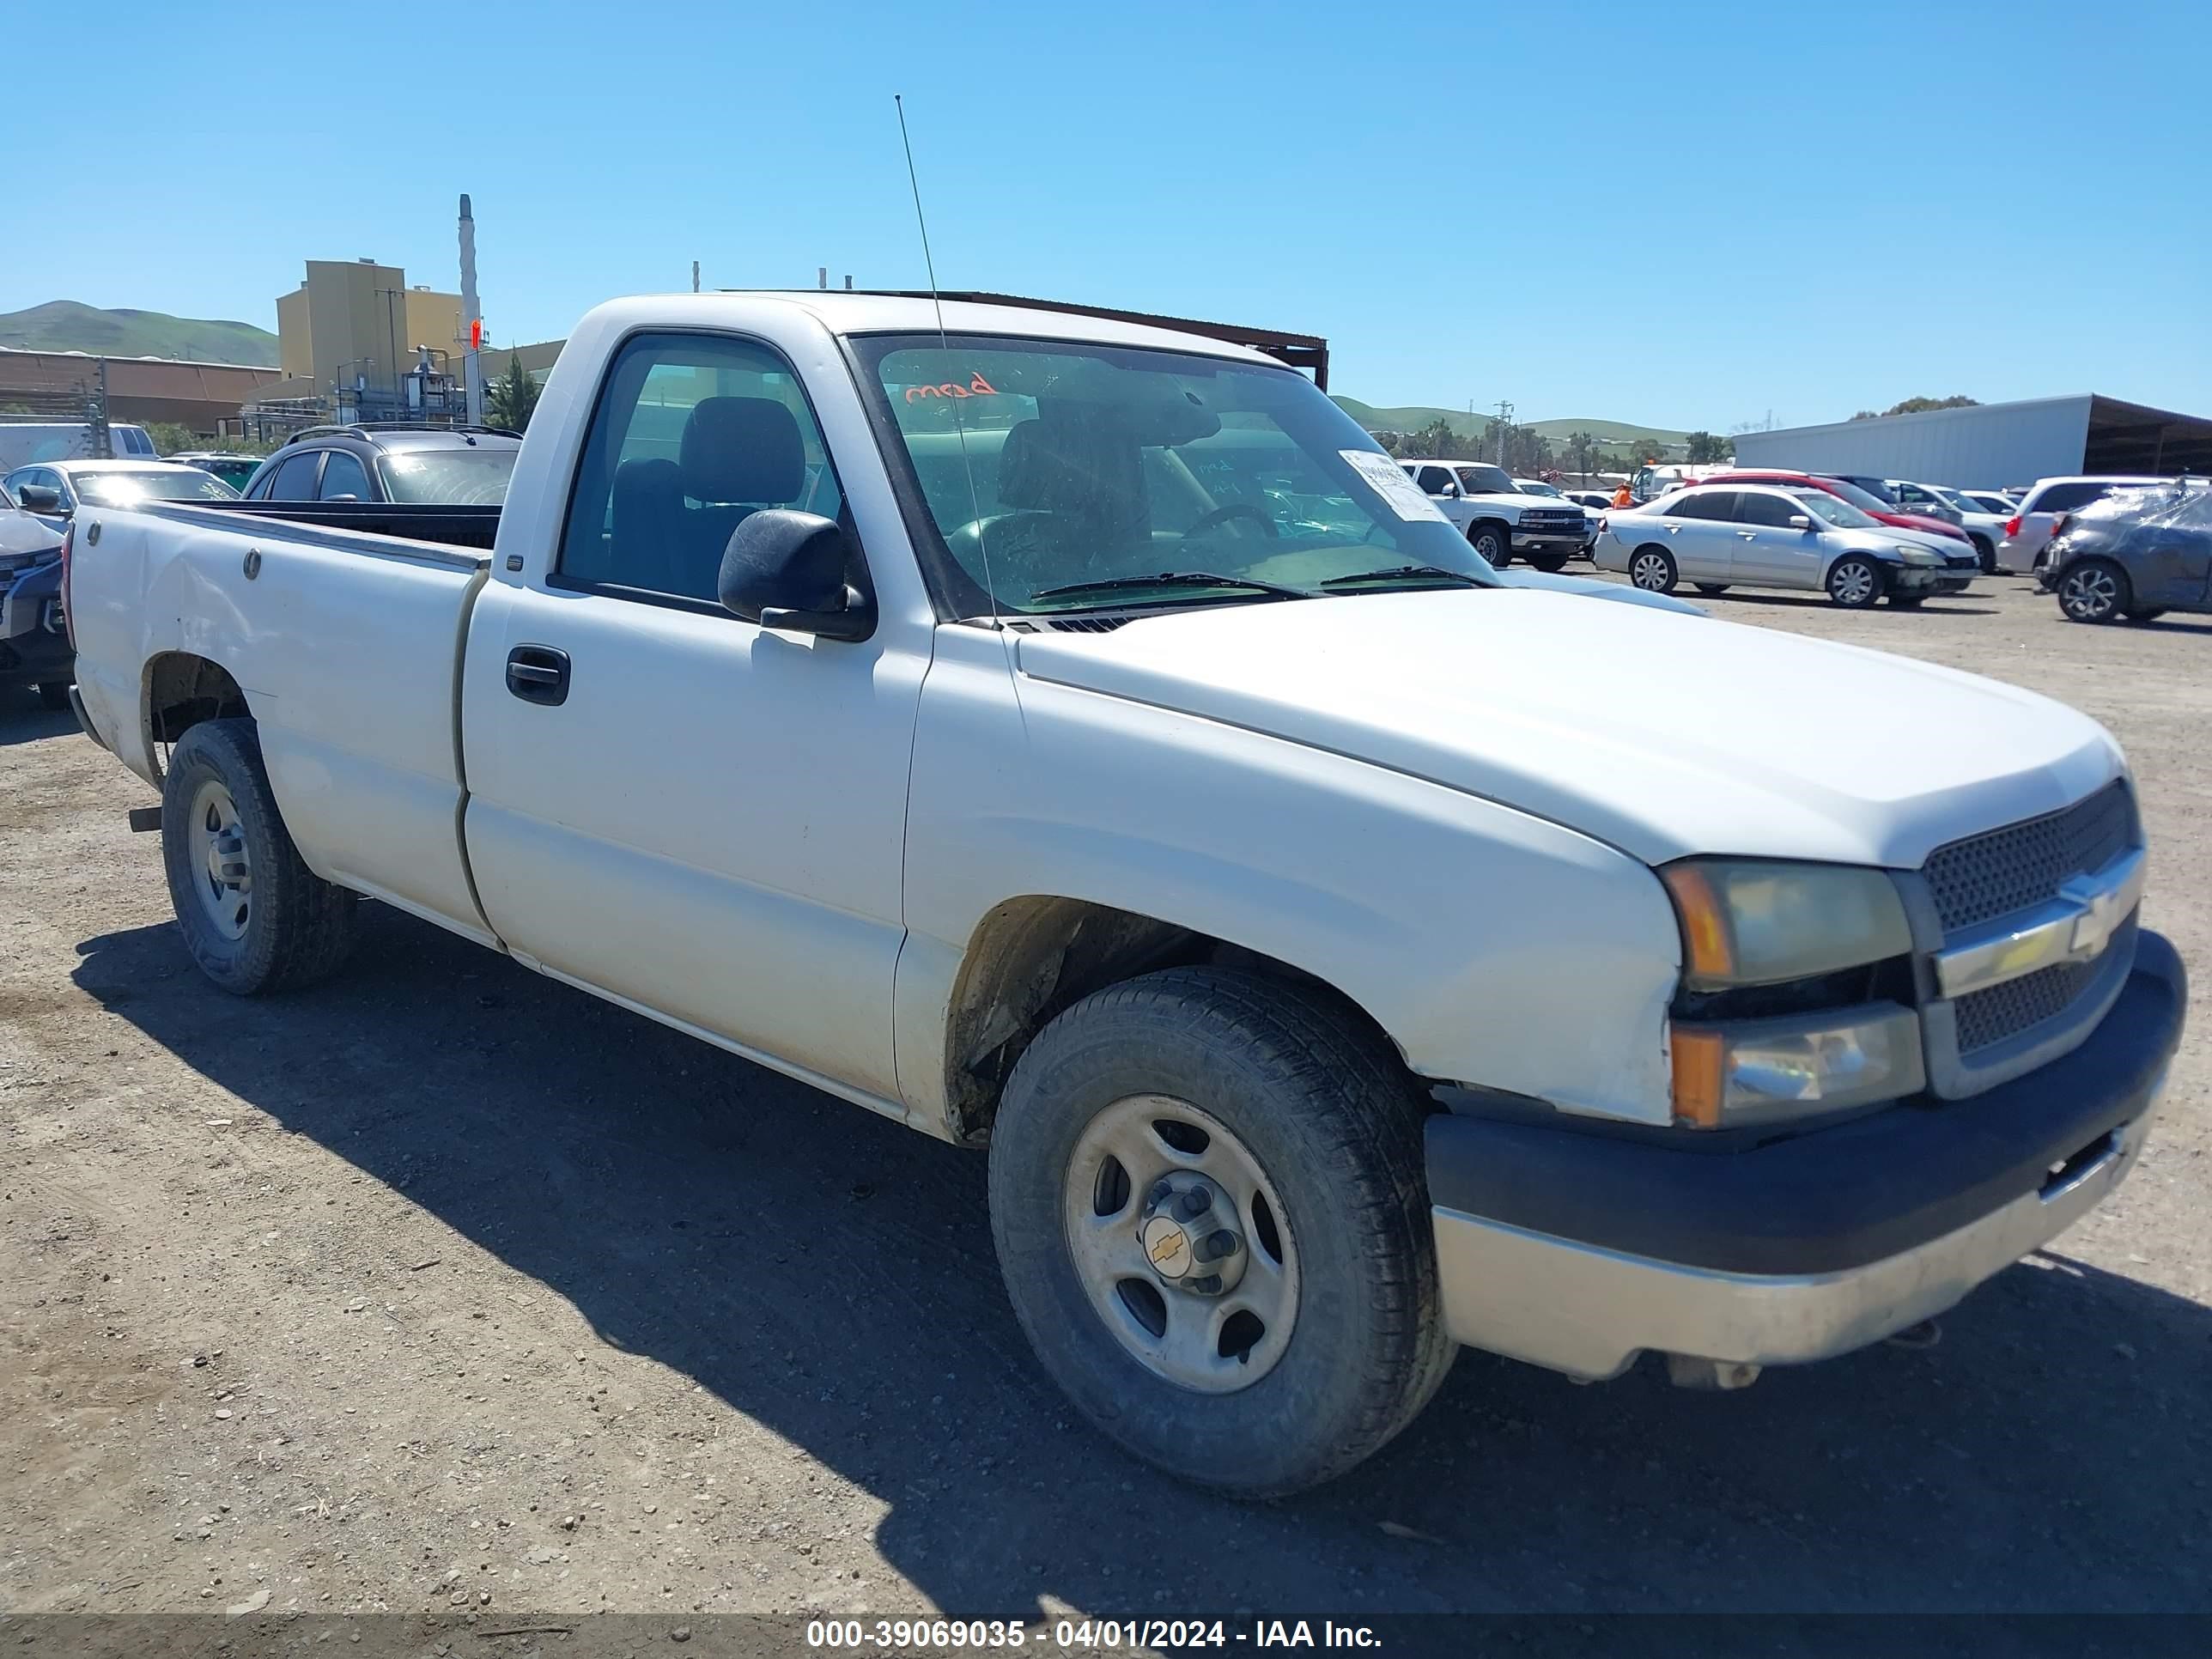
xmin=1318 ymin=564 xmax=1490 ymax=590
xmin=1028 ymin=570 xmax=1316 ymax=605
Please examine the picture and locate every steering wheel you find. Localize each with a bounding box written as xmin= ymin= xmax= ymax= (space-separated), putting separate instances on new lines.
xmin=1182 ymin=502 xmax=1278 ymax=540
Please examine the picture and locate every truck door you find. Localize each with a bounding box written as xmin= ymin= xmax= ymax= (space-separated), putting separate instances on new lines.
xmin=459 ymin=329 xmax=924 ymax=1102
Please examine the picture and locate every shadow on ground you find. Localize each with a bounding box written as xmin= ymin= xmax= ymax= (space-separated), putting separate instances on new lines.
xmin=75 ymin=908 xmax=2212 ymax=1616
xmin=0 ymin=699 xmax=76 ymax=747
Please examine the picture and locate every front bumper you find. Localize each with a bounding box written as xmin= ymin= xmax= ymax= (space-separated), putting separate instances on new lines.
xmin=1425 ymin=929 xmax=2185 ymax=1380
xmin=0 ymin=569 xmax=72 ymax=686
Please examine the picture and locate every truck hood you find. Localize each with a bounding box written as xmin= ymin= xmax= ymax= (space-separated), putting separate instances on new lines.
xmin=1013 ymin=589 xmax=2122 ymax=867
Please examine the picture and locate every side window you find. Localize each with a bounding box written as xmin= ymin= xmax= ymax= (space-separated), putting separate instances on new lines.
xmin=1735 ymin=492 xmax=1800 ymax=527
xmin=558 ymin=331 xmax=848 ymax=605
xmin=318 ymin=451 xmax=372 ymax=500
xmin=1671 ymin=490 xmax=1735 ymax=520
xmin=1414 ymin=465 xmax=1455 ymax=495
xmin=266 ymin=452 xmax=324 ymax=501
xmin=2036 ymin=483 xmax=2100 ymax=514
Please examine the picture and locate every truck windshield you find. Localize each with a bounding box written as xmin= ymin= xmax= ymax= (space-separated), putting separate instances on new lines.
xmin=73 ymin=469 xmax=240 ymax=507
xmin=1455 ymin=465 xmax=1516 ymax=495
xmin=380 ymin=447 xmax=517 ymax=505
xmin=858 ymin=335 xmax=1490 ymax=614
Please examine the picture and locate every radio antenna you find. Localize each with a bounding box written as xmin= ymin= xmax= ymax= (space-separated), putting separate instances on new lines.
xmin=896 ymin=94 xmax=1003 ymax=633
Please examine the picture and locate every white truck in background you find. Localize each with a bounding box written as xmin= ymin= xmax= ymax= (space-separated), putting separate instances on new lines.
xmin=1396 ymin=457 xmax=1590 ymax=569
xmin=62 ymin=291 xmax=2185 ymax=1495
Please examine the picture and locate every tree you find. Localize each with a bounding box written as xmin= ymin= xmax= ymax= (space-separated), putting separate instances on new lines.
xmin=1565 ymin=430 xmax=1599 ymax=483
xmin=1684 ymin=430 xmax=1733 ymax=463
xmin=1850 ymin=395 xmax=1979 ymax=421
xmin=486 ymin=352 xmax=543 ymax=433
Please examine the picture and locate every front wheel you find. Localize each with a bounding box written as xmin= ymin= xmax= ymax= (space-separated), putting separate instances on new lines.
xmin=161 ymin=718 xmax=361 ymax=994
xmin=988 ymin=967 xmax=1452 ymax=1497
xmin=1627 ymin=545 xmax=1678 ymax=593
xmin=1826 ymin=555 xmax=1883 ymax=609
xmin=1469 ymin=521 xmax=1510 ymax=568
xmin=2057 ymin=558 xmax=2129 ymax=623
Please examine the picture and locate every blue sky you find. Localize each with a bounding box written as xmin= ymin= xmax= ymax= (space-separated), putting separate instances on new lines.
xmin=9 ymin=0 xmax=2206 ymax=429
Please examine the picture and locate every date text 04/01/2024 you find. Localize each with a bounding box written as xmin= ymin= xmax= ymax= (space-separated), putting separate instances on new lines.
xmin=804 ymin=1618 xmax=1382 ymax=1650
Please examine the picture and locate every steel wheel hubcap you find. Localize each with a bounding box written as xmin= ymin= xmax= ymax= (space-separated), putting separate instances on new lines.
xmin=2063 ymin=568 xmax=2116 ymax=615
xmin=1632 ymin=554 xmax=1667 ymax=588
xmin=1833 ymin=563 xmax=1873 ymax=603
xmin=1063 ymin=1094 xmax=1298 ymax=1394
xmin=188 ymin=779 xmax=252 ymax=940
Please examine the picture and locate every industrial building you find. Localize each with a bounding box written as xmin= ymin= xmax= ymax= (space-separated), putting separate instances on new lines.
xmin=1732 ymin=394 xmax=2212 ymax=491
xmin=265 ymin=258 xmax=467 ymax=419
xmin=0 ymin=347 xmax=283 ymax=431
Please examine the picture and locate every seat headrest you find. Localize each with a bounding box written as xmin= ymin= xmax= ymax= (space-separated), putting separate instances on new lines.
xmin=996 ymin=411 xmax=1145 ymax=533
xmin=680 ymin=397 xmax=804 ymax=504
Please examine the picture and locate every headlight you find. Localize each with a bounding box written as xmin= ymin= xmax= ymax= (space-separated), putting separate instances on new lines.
xmin=1670 ymin=1006 xmax=1924 ymax=1127
xmin=1894 ymin=544 xmax=1942 ymax=565
xmin=1661 ymin=860 xmax=1912 ymax=989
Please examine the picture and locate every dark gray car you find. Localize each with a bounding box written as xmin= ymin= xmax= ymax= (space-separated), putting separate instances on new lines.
xmin=2040 ymin=482 xmax=2212 ymax=624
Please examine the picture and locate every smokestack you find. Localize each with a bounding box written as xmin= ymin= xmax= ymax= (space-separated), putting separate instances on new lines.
xmin=843 ymin=274 xmax=853 ymax=290
xmin=459 ymin=194 xmax=483 ymax=424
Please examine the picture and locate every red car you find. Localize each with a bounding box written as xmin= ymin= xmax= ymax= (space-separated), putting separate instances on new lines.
xmin=1698 ymin=471 xmax=1972 ymax=544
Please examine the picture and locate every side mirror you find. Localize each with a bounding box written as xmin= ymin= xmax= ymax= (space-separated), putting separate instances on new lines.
xmin=16 ymin=485 xmax=64 ymax=514
xmin=1789 ymin=514 xmax=1812 ymax=529
xmin=718 ymin=509 xmax=875 ymax=641
xmin=1437 ymin=480 xmax=1460 ymax=499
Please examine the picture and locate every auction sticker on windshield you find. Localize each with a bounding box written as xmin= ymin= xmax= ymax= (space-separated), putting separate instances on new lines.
xmin=1341 ymin=449 xmax=1449 ymax=523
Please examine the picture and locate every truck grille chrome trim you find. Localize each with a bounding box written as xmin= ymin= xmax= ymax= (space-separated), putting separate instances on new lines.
xmin=1931 ymin=847 xmax=2146 ymax=1000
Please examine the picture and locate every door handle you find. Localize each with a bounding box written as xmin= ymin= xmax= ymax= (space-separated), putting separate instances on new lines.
xmin=505 ymin=644 xmax=570 ymax=707
xmin=1738 ymin=531 xmax=1757 ymax=539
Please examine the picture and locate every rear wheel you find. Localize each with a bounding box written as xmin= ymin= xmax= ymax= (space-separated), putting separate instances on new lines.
xmin=988 ymin=967 xmax=1452 ymax=1497
xmin=1628 ymin=546 xmax=1678 ymax=594
xmin=1826 ymin=556 xmax=1882 ymax=609
xmin=1469 ymin=521 xmax=1510 ymax=568
xmin=35 ymin=682 xmax=71 ymax=710
xmin=1970 ymin=533 xmax=1996 ymax=574
xmin=161 ymin=719 xmax=361 ymax=994
xmin=1692 ymin=583 xmax=1730 ymax=596
xmin=2057 ymin=558 xmax=2128 ymax=624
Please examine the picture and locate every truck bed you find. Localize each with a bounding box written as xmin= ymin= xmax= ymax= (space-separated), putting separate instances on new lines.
xmin=155 ymin=499 xmax=501 ymax=553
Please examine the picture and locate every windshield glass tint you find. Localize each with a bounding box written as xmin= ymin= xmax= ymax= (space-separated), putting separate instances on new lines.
xmin=860 ymin=336 xmax=1488 ymax=613
xmin=1455 ymin=464 xmax=1515 ymax=495
xmin=380 ymin=447 xmax=517 ymax=505
xmin=1788 ymin=488 xmax=1878 ymax=529
xmin=72 ymin=469 xmax=239 ymax=506
xmin=1516 ymin=480 xmax=1561 ymax=495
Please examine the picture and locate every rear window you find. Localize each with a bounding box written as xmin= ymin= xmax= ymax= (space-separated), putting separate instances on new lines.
xmin=71 ymin=468 xmax=239 ymax=507
xmin=2032 ymin=481 xmax=2142 ymax=515
xmin=379 ymin=446 xmax=518 ymax=505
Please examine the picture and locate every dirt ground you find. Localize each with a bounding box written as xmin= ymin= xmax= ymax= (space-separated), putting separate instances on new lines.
xmin=3 ymin=573 xmax=2209 ymax=1632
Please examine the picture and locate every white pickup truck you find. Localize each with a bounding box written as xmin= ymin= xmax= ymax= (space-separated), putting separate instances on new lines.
xmin=63 ymin=292 xmax=2185 ymax=1496
xmin=1397 ymin=457 xmax=1590 ymax=570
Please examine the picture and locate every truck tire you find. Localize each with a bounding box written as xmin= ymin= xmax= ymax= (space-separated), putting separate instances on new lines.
xmin=988 ymin=966 xmax=1453 ymax=1497
xmin=1468 ymin=520 xmax=1510 ymax=568
xmin=36 ymin=682 xmax=72 ymax=711
xmin=161 ymin=718 xmax=360 ymax=995
xmin=1826 ymin=555 xmax=1883 ymax=609
xmin=1627 ymin=545 xmax=1677 ymax=593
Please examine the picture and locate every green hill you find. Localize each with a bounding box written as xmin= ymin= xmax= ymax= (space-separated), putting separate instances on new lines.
xmin=1332 ymin=396 xmax=1688 ymax=455
xmin=0 ymin=301 xmax=278 ymax=366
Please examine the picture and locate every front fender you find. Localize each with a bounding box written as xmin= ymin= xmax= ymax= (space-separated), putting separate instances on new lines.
xmin=897 ymin=631 xmax=1683 ymax=1133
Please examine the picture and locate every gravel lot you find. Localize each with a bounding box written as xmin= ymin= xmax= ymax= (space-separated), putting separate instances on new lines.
xmin=3 ymin=573 xmax=2208 ymax=1626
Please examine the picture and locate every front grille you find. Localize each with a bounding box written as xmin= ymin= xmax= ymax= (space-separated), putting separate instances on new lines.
xmin=1953 ymin=927 xmax=2127 ymax=1053
xmin=1923 ymin=782 xmax=2136 ymax=934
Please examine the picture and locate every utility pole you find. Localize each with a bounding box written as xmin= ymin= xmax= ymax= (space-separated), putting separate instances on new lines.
xmin=1493 ymin=399 xmax=1514 ymax=466
xmin=89 ymin=358 xmax=112 ymax=459
xmin=459 ymin=194 xmax=484 ymax=426
xmin=692 ymin=260 xmax=701 ymax=294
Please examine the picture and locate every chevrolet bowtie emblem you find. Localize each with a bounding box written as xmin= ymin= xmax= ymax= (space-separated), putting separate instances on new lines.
xmin=2062 ymin=871 xmax=2128 ymax=961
